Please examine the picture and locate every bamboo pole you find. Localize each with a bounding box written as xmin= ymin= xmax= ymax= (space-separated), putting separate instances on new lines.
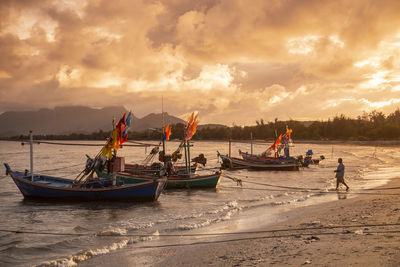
xmin=29 ymin=131 xmax=34 ymax=181
xmin=229 ymin=136 xmax=231 ymax=158
xmin=250 ymin=132 xmax=253 ymax=154
xmin=187 ymin=140 xmax=191 ymax=174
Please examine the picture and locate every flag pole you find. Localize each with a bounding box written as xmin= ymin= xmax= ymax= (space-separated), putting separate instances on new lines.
xmin=29 ymin=131 xmax=34 ymax=181
xmin=162 ymin=96 xmax=166 ymax=165
xmin=250 ymin=132 xmax=253 ymax=155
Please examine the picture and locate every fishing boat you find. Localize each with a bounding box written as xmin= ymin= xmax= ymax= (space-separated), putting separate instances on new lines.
xmin=121 ymin=140 xmax=199 ymax=175
xmin=98 ymin=168 xmax=221 ymax=189
xmin=97 ymin=111 xmax=222 ymax=189
xmin=4 ymin=128 xmax=167 ymax=201
xmin=218 ymin=152 xmax=300 ymax=171
xmin=124 ymin=162 xmax=198 ymax=175
xmin=4 ymin=163 xmax=166 ymax=201
xmin=218 ymin=127 xmax=300 ymax=171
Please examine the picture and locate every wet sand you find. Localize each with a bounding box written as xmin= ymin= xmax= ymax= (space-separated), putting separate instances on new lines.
xmin=81 ymin=177 xmax=400 ymax=267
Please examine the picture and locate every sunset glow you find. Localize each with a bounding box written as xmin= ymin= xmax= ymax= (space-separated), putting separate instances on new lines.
xmin=1 ymin=0 xmax=400 ymax=124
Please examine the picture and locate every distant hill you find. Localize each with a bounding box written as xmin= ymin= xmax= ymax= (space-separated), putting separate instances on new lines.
xmin=133 ymin=112 xmax=185 ymax=131
xmin=0 ymin=106 xmax=186 ymax=136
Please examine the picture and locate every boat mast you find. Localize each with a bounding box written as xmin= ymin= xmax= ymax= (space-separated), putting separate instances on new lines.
xmin=162 ymin=96 xmax=166 ymax=165
xmin=250 ymin=132 xmax=253 ymax=154
xmin=228 ymin=136 xmax=231 ymax=158
xmin=187 ymin=140 xmax=191 ymax=174
xmin=29 ymin=131 xmax=34 ymax=181
xmin=274 ymin=118 xmax=278 ymax=158
xmin=112 ymin=117 xmax=117 ymax=185
xmin=184 ymin=139 xmax=188 ymax=173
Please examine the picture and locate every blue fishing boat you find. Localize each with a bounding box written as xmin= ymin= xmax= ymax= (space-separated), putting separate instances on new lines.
xmin=4 ymin=163 xmax=166 ymax=201
xmin=4 ymin=115 xmax=167 ymax=201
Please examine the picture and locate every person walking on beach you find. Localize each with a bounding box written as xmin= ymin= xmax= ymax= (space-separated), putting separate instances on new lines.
xmin=334 ymin=158 xmax=349 ymax=191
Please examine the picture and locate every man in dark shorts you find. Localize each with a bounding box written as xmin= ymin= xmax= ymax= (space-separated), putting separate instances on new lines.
xmin=334 ymin=158 xmax=349 ymax=191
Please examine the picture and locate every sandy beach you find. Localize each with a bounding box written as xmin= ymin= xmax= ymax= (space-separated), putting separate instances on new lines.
xmin=79 ymin=177 xmax=400 ymax=267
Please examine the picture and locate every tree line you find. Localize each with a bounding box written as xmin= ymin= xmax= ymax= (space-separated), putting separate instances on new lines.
xmin=4 ymin=109 xmax=400 ymax=141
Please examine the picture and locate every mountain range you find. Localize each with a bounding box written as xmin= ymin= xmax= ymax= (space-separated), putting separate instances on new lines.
xmin=0 ymin=106 xmax=190 ymax=136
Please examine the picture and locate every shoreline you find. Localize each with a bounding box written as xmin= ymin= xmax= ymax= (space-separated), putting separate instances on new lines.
xmin=79 ymin=176 xmax=400 ymax=266
xmin=149 ymin=179 xmax=400 ymax=266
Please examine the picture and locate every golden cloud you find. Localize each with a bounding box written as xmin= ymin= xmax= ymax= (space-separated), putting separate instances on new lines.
xmin=0 ymin=0 xmax=400 ymax=125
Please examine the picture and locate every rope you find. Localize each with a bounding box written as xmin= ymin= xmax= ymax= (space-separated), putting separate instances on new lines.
xmin=197 ymin=167 xmax=222 ymax=171
xmin=222 ymin=173 xmax=400 ymax=192
xmin=36 ymin=141 xmax=149 ymax=147
xmin=223 ymin=174 xmax=321 ymax=191
xmin=35 ymin=163 xmax=83 ymax=173
xmin=229 ymin=139 xmax=271 ymax=144
xmin=1 ymin=222 xmax=399 ymax=237
xmin=218 ymin=185 xmax=400 ymax=196
xmin=125 ymin=140 xmax=160 ymax=147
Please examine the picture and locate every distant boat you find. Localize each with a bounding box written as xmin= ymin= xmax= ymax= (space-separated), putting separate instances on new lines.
xmin=218 ymin=152 xmax=300 ymax=171
xmin=4 ymin=163 xmax=167 ymax=201
xmin=218 ymin=127 xmax=300 ymax=171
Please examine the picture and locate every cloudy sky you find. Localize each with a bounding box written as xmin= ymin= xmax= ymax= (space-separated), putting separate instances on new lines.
xmin=1 ymin=0 xmax=400 ymax=125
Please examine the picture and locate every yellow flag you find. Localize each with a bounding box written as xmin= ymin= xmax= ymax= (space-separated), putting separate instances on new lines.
xmin=112 ymin=128 xmax=119 ymax=150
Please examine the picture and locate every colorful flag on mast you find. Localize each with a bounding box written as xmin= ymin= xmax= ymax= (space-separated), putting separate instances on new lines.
xmin=281 ymin=127 xmax=292 ymax=144
xmin=163 ymin=124 xmax=172 ymax=141
xmin=121 ymin=111 xmax=132 ymax=143
xmin=100 ymin=112 xmax=132 ymax=159
xmin=269 ymin=134 xmax=282 ymax=152
xmin=185 ymin=112 xmax=199 ymax=141
xmin=116 ymin=113 xmax=126 ymax=142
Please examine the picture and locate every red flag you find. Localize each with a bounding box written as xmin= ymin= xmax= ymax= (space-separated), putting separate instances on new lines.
xmin=116 ymin=113 xmax=126 ymax=144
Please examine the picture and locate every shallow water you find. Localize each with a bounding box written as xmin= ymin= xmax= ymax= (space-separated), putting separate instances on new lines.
xmin=0 ymin=140 xmax=399 ymax=266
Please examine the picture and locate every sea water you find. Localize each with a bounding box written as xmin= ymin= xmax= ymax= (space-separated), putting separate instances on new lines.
xmin=0 ymin=140 xmax=399 ymax=266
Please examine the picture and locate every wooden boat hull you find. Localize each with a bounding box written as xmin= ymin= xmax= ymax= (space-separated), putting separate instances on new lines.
xmin=164 ymin=172 xmax=221 ymax=189
xmin=5 ymin=164 xmax=166 ymax=201
xmin=240 ymin=152 xmax=298 ymax=165
xmin=97 ymin=171 xmax=221 ymax=189
xmin=219 ymin=154 xmax=299 ymax=171
xmin=124 ymin=163 xmax=198 ymax=175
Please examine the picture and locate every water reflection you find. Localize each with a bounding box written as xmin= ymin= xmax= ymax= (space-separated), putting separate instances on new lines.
xmin=337 ymin=191 xmax=348 ymax=200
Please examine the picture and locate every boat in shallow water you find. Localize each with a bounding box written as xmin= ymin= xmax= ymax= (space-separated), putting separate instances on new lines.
xmin=98 ymin=111 xmax=221 ymax=189
xmin=97 ymin=169 xmax=222 ymax=189
xmin=4 ymin=163 xmax=167 ymax=201
xmin=218 ymin=152 xmax=300 ymax=171
xmin=4 ymin=115 xmax=168 ymax=202
xmin=218 ymin=127 xmax=301 ymax=171
xmin=124 ymin=162 xmax=198 ymax=175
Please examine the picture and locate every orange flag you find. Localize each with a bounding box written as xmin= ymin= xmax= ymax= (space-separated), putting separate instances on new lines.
xmin=185 ymin=112 xmax=199 ymax=140
xmin=269 ymin=134 xmax=282 ymax=152
xmin=164 ymin=124 xmax=172 ymax=141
